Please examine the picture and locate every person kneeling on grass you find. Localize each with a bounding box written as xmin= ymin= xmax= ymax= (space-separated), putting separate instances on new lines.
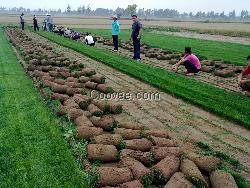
xmin=85 ymin=33 xmax=96 ymax=46
xmin=172 ymin=47 xmax=201 ymax=76
xmin=238 ymin=55 xmax=250 ymax=91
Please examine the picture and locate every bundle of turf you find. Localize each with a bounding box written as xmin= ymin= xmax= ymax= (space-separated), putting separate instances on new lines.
xmin=94 ymin=134 xmax=123 ymax=146
xmin=33 ymin=70 xmax=49 ymax=78
xmin=115 ymin=128 xmax=142 ymax=140
xmin=66 ymin=87 xmax=86 ymax=96
xmin=87 ymin=144 xmax=118 ymax=162
xmin=85 ymin=81 xmax=98 ymax=90
xmin=79 ymin=76 xmax=90 ymax=83
xmin=97 ymin=167 xmax=133 ymax=187
xmin=59 ymin=71 xmax=71 ymax=79
xmin=210 ymin=170 xmax=237 ymax=188
xmin=164 ymin=172 xmax=195 ymax=188
xmin=41 ymin=76 xmax=54 ymax=82
xmin=94 ymin=100 xmax=112 ymax=114
xmin=48 ymin=71 xmax=59 ymax=77
xmin=75 ymin=115 xmax=94 ymax=127
xmin=119 ymin=122 xmax=145 ymax=130
xmin=51 ymin=83 xmax=67 ymax=94
xmin=202 ymin=60 xmax=215 ymax=66
xmin=51 ymin=93 xmax=70 ymax=102
xmin=201 ymin=66 xmax=215 ymax=73
xmin=40 ymin=66 xmax=53 ymax=72
xmin=77 ymin=126 xmax=103 ymax=139
xmin=118 ymin=157 xmax=150 ymax=180
xmin=120 ymin=149 xmax=154 ymax=166
xmin=153 ymin=156 xmax=180 ymax=181
xmin=53 ymin=79 xmax=66 ymax=85
xmin=125 ymin=138 xmax=152 ymax=152
xmin=82 ymin=68 xmax=96 ymax=76
xmin=27 ymin=64 xmax=37 ymax=71
xmin=63 ymin=98 xmax=79 ymax=109
xmin=180 ymin=159 xmax=208 ymax=188
xmin=109 ymin=101 xmax=123 ymax=114
xmin=66 ymin=82 xmax=84 ymax=88
xmin=67 ymin=108 xmax=84 ymax=120
xmin=91 ymin=115 xmax=117 ymax=131
xmin=214 ymin=69 xmax=235 ymax=78
xmin=152 ymin=147 xmax=183 ymax=161
xmin=145 ymin=129 xmax=170 ymax=139
xmin=87 ymin=104 xmax=103 ymax=117
xmin=66 ymin=77 xmax=78 ymax=82
xmin=90 ymin=75 xmax=106 ymax=84
xmin=119 ymin=180 xmax=143 ymax=188
xmin=73 ymin=94 xmax=92 ymax=110
xmin=96 ymin=84 xmax=113 ymax=94
xmin=150 ymin=136 xmax=178 ymax=147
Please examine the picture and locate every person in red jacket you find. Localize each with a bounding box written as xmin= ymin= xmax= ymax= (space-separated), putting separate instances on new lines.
xmin=239 ymin=55 xmax=250 ymax=90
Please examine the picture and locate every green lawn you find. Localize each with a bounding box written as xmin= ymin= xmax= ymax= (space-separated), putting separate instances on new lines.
xmin=0 ymin=27 xmax=88 ymax=187
xmin=38 ymin=31 xmax=250 ymax=129
xmin=76 ymin=28 xmax=250 ymax=66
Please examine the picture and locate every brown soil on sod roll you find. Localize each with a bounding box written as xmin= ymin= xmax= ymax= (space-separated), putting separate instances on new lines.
xmin=94 ymin=100 xmax=112 ymax=114
xmin=90 ymin=75 xmax=106 ymax=84
xmin=73 ymin=94 xmax=92 ymax=110
xmin=145 ymin=129 xmax=170 ymax=139
xmin=87 ymin=104 xmax=103 ymax=117
xmin=51 ymin=83 xmax=67 ymax=94
xmin=59 ymin=71 xmax=71 ymax=78
xmin=76 ymin=126 xmax=103 ymax=139
xmin=202 ymin=60 xmax=215 ymax=66
xmin=109 ymin=101 xmax=123 ymax=114
xmin=53 ymin=79 xmax=66 ymax=85
xmin=67 ymin=108 xmax=84 ymax=120
xmin=66 ymin=82 xmax=83 ymax=88
xmin=41 ymin=76 xmax=54 ymax=82
xmin=75 ymin=115 xmax=94 ymax=127
xmin=180 ymin=159 xmax=208 ymax=188
xmin=27 ymin=64 xmax=37 ymax=71
xmin=150 ymin=136 xmax=178 ymax=147
xmin=152 ymin=147 xmax=183 ymax=161
xmin=63 ymin=98 xmax=79 ymax=109
xmin=120 ymin=149 xmax=153 ymax=166
xmin=87 ymin=144 xmax=118 ymax=162
xmin=66 ymin=77 xmax=78 ymax=82
xmin=94 ymin=134 xmax=123 ymax=146
xmin=187 ymin=153 xmax=221 ymax=173
xmin=83 ymin=111 xmax=92 ymax=118
xmin=49 ymin=71 xmax=59 ymax=77
xmin=214 ymin=69 xmax=235 ymax=78
xmin=210 ymin=170 xmax=237 ymax=188
xmin=201 ymin=66 xmax=215 ymax=73
xmin=240 ymin=80 xmax=250 ymax=91
xmin=98 ymin=167 xmax=133 ymax=187
xmin=40 ymin=66 xmax=52 ymax=72
xmin=85 ymin=81 xmax=98 ymax=89
xmin=79 ymin=76 xmax=90 ymax=83
xmin=118 ymin=157 xmax=150 ymax=180
xmin=119 ymin=180 xmax=143 ymax=188
xmin=115 ymin=128 xmax=142 ymax=140
xmin=66 ymin=87 xmax=85 ymax=96
xmin=92 ymin=115 xmax=117 ymax=131
xmin=82 ymin=68 xmax=96 ymax=76
xmin=51 ymin=93 xmax=70 ymax=102
xmin=97 ymin=84 xmax=114 ymax=94
xmin=164 ymin=172 xmax=195 ymax=188
xmin=125 ymin=139 xmax=152 ymax=152
xmin=119 ymin=123 xmax=145 ymax=130
xmin=153 ymin=156 xmax=180 ymax=181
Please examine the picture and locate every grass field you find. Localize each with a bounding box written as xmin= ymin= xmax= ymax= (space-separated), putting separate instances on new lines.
xmin=76 ymin=28 xmax=250 ymax=66
xmin=0 ymin=27 xmax=88 ymax=187
xmin=38 ymin=31 xmax=250 ymax=129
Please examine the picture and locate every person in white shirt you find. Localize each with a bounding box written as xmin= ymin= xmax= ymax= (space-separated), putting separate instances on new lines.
xmin=84 ymin=33 xmax=96 ymax=46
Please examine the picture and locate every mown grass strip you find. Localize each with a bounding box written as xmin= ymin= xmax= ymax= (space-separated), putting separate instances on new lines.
xmin=76 ymin=28 xmax=250 ymax=66
xmin=0 ymin=27 xmax=88 ymax=187
xmin=38 ymin=31 xmax=250 ymax=129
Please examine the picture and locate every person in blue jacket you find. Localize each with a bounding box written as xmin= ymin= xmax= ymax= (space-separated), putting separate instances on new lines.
xmin=111 ymin=15 xmax=120 ymax=52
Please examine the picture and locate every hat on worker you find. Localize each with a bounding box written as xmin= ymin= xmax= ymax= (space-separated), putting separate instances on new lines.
xmin=112 ymin=15 xmax=118 ymax=19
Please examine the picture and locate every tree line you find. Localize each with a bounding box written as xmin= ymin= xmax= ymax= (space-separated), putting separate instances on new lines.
xmin=0 ymin=4 xmax=249 ymax=20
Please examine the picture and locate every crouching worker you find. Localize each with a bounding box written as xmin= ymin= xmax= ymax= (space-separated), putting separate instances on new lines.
xmin=85 ymin=33 xmax=96 ymax=46
xmin=172 ymin=47 xmax=201 ymax=76
xmin=239 ymin=55 xmax=250 ymax=91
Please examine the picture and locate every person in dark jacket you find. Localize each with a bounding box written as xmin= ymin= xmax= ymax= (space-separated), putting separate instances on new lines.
xmin=20 ymin=13 xmax=24 ymax=30
xmin=33 ymin=15 xmax=39 ymax=31
xmin=131 ymin=15 xmax=142 ymax=61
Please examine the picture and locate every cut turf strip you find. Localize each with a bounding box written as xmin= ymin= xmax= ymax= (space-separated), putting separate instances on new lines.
xmin=38 ymin=31 xmax=250 ymax=129
xmin=0 ymin=27 xmax=88 ymax=187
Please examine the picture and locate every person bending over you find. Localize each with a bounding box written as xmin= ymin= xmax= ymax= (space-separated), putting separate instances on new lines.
xmin=172 ymin=47 xmax=201 ymax=76
xmin=238 ymin=55 xmax=250 ymax=91
xmin=85 ymin=33 xmax=96 ymax=46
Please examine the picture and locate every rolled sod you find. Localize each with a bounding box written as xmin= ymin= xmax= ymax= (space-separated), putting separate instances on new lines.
xmin=87 ymin=144 xmax=118 ymax=162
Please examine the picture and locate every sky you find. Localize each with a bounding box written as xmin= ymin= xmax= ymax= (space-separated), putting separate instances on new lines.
xmin=0 ymin=0 xmax=249 ymax=14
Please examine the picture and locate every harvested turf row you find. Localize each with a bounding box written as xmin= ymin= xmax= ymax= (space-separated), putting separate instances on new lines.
xmin=6 ymin=27 xmax=248 ymax=187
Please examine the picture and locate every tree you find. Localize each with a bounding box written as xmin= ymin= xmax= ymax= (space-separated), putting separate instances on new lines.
xmin=115 ymin=7 xmax=125 ymax=18
xmin=125 ymin=4 xmax=137 ymax=16
xmin=229 ymin=10 xmax=236 ymax=19
xmin=66 ymin=4 xmax=71 ymax=13
xmin=241 ymin=10 xmax=249 ymax=19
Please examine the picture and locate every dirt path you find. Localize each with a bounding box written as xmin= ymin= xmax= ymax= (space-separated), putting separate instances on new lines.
xmin=151 ymin=30 xmax=250 ymax=46
xmin=27 ymin=31 xmax=250 ymax=181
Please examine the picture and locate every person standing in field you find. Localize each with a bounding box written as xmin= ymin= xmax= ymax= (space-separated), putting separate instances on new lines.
xmin=33 ymin=15 xmax=39 ymax=31
xmin=47 ymin=14 xmax=54 ymax=32
xmin=131 ymin=15 xmax=142 ymax=61
xmin=172 ymin=47 xmax=201 ymax=76
xmin=20 ymin=13 xmax=25 ymax=30
xmin=111 ymin=15 xmax=120 ymax=52
xmin=238 ymin=55 xmax=250 ymax=90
